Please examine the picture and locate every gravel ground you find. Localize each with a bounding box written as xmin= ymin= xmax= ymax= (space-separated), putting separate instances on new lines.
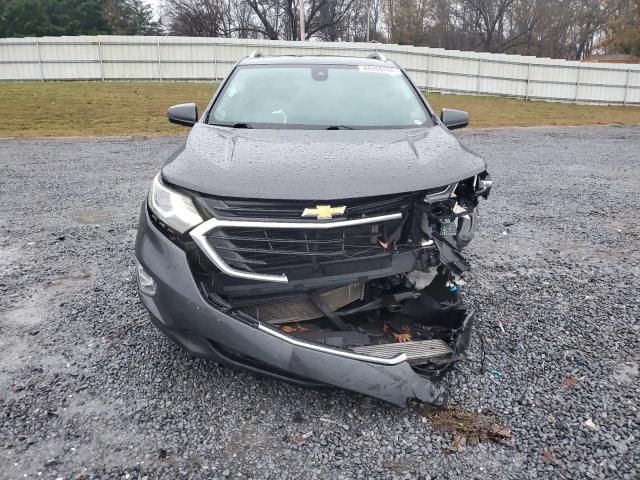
xmin=0 ymin=126 xmax=638 ymax=480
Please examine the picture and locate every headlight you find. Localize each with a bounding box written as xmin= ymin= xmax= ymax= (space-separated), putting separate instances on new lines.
xmin=424 ymin=183 xmax=457 ymax=203
xmin=424 ymin=173 xmax=491 ymax=204
xmin=148 ymin=173 xmax=203 ymax=234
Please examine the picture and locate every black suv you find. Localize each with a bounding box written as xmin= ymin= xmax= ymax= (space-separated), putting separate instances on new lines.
xmin=135 ymin=52 xmax=491 ymax=407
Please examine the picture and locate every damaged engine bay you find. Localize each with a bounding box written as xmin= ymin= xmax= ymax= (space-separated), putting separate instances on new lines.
xmin=183 ymin=172 xmax=492 ymax=383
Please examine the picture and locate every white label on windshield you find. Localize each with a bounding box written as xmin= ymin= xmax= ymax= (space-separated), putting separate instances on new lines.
xmin=358 ymin=65 xmax=401 ymax=75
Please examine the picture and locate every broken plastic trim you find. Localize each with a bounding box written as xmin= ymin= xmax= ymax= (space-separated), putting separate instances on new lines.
xmin=431 ymin=233 xmax=470 ymax=276
xmin=200 ymin=280 xmax=410 ymax=365
xmin=203 ymin=277 xmax=467 ymax=371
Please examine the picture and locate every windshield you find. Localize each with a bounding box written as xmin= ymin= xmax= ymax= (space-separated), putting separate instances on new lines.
xmin=207 ymin=64 xmax=431 ymax=129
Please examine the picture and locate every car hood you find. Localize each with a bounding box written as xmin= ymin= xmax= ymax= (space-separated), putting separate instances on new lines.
xmin=162 ymin=123 xmax=486 ymax=200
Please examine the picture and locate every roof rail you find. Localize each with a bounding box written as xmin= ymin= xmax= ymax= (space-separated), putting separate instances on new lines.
xmin=248 ymin=50 xmax=264 ymax=59
xmin=367 ymin=51 xmax=387 ymax=62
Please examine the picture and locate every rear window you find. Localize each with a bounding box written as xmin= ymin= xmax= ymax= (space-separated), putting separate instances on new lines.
xmin=207 ymin=64 xmax=431 ymax=129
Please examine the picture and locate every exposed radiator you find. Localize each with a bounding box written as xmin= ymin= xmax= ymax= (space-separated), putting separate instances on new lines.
xmin=238 ymin=281 xmax=364 ymax=324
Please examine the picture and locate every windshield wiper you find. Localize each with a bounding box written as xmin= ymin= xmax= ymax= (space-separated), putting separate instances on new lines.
xmin=231 ymin=122 xmax=253 ymax=129
xmin=325 ymin=125 xmax=354 ymax=130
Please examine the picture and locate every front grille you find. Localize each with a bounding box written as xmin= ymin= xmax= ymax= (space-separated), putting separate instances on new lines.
xmin=206 ymin=218 xmax=404 ymax=274
xmin=196 ymin=192 xmax=422 ymax=220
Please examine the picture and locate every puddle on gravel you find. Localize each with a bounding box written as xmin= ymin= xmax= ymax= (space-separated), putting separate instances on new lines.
xmin=0 ymin=336 xmax=30 ymax=367
xmin=2 ymin=271 xmax=95 ymax=328
xmin=72 ymin=208 xmax=112 ymax=225
xmin=0 ymin=269 xmax=97 ymax=385
xmin=4 ymin=430 xmax=156 ymax=479
xmin=44 ymin=272 xmax=93 ymax=289
xmin=2 ymin=297 xmax=47 ymax=328
xmin=0 ymin=242 xmax=20 ymax=272
xmin=64 ymin=395 xmax=114 ymax=420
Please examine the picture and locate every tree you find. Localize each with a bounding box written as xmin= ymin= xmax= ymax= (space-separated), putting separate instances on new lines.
xmin=0 ymin=0 xmax=112 ymax=37
xmin=163 ymin=0 xmax=234 ymax=37
xmin=163 ymin=0 xmax=357 ymax=41
xmin=602 ymin=0 xmax=640 ymax=55
xmin=306 ymin=0 xmax=358 ymax=39
xmin=153 ymin=0 xmax=640 ymax=60
xmin=0 ymin=0 xmax=163 ymax=37
xmin=386 ymin=0 xmax=434 ymax=45
xmin=105 ymin=0 xmax=162 ymax=35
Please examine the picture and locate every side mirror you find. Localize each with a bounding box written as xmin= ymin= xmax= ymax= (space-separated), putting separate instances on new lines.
xmin=168 ymin=103 xmax=198 ymax=127
xmin=441 ymin=108 xmax=469 ymax=130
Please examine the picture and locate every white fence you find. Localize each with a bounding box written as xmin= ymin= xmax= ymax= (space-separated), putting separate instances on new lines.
xmin=1 ymin=35 xmax=639 ymax=105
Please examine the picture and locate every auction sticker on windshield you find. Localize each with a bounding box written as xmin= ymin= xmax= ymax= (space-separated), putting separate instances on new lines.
xmin=358 ymin=65 xmax=401 ymax=74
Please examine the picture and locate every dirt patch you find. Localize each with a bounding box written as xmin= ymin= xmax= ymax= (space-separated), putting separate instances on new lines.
xmin=421 ymin=406 xmax=514 ymax=451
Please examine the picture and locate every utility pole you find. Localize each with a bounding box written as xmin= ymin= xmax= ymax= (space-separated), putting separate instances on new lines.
xmin=366 ymin=0 xmax=370 ymax=42
xmin=299 ymin=0 xmax=305 ymax=41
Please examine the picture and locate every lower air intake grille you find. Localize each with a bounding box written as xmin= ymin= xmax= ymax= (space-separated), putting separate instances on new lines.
xmin=237 ymin=282 xmax=364 ymax=324
xmin=352 ymin=339 xmax=452 ymax=363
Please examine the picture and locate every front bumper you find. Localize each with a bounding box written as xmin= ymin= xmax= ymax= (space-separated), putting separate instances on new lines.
xmin=135 ymin=204 xmax=448 ymax=407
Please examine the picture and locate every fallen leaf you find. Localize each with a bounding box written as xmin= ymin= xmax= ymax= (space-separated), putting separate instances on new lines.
xmin=392 ymin=332 xmax=412 ymax=343
xmin=490 ymin=425 xmax=511 ymax=438
xmin=281 ymin=325 xmax=295 ymax=333
xmin=488 ymin=424 xmax=514 ymax=446
xmin=449 ymin=434 xmax=467 ymax=453
xmin=562 ymin=377 xmax=577 ymax=388
xmin=293 ymin=431 xmax=313 ymax=445
xmin=543 ymin=449 xmax=556 ymax=463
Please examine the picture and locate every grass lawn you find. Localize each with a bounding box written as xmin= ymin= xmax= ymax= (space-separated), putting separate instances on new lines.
xmin=1 ymin=81 xmax=639 ymax=138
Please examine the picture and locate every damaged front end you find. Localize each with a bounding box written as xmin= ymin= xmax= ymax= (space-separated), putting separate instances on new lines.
xmin=157 ymin=172 xmax=493 ymax=406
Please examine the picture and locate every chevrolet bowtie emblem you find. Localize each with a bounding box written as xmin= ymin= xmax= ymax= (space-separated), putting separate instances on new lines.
xmin=301 ymin=205 xmax=346 ymax=220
